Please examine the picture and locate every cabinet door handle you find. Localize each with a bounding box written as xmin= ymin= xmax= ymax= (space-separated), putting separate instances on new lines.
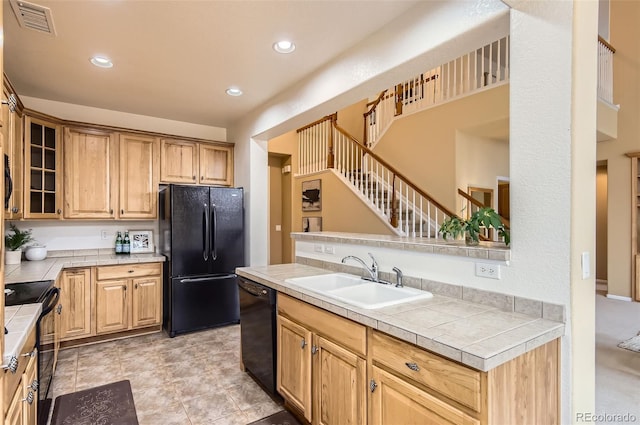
xmin=311 ymin=346 xmax=318 ymax=355
xmin=121 ymin=209 xmax=124 ymax=214
xmin=56 ymin=305 xmax=62 ymax=315
xmin=5 ymin=356 xmax=18 ymax=373
xmin=192 ymin=176 xmax=196 ymax=180
xmin=11 ymin=207 xmax=18 ymax=213
xmin=110 ymin=209 xmax=113 ymax=214
xmin=28 ymin=379 xmax=39 ymax=392
xmin=405 ymin=362 xmax=420 ymax=372
xmin=300 ymin=339 xmax=307 ymax=349
xmin=57 ymin=209 xmax=62 ymax=214
xmin=370 ymin=379 xmax=377 ymax=393
xmin=23 ymin=391 xmax=34 ymax=405
xmin=134 ymin=283 xmax=138 ymax=289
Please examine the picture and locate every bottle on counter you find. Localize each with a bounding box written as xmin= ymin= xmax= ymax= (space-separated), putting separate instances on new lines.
xmin=123 ymin=231 xmax=131 ymax=254
xmin=115 ymin=231 xmax=123 ymax=254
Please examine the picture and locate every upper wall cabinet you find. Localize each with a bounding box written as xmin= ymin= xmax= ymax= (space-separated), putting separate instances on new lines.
xmin=24 ymin=116 xmax=63 ymax=219
xmin=2 ymin=78 xmax=24 ymax=219
xmin=119 ymin=133 xmax=159 ymax=219
xmin=160 ymin=138 xmax=198 ymax=184
xmin=63 ymin=126 xmax=118 ymax=219
xmin=199 ymin=144 xmax=233 ymax=186
xmin=160 ymin=138 xmax=233 ymax=186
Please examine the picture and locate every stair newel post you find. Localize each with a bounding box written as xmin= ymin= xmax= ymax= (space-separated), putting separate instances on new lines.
xmin=390 ymin=174 xmax=398 ymax=228
xmin=327 ymin=114 xmax=336 ymax=169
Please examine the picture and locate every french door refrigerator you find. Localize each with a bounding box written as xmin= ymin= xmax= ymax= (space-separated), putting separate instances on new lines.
xmin=159 ymin=184 xmax=244 ymax=337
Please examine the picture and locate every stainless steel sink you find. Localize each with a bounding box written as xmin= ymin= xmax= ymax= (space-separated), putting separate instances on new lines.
xmin=285 ymin=273 xmax=432 ymax=309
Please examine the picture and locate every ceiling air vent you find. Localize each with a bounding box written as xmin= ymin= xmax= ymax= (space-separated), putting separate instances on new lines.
xmin=9 ymin=0 xmax=56 ymax=36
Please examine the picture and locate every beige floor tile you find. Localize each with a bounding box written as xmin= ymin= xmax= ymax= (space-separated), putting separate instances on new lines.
xmin=208 ymin=410 xmax=250 ymax=425
xmin=181 ymin=390 xmax=240 ymax=423
xmin=137 ymin=401 xmax=191 ymax=425
xmin=243 ymin=400 xmax=284 ymax=422
xmin=227 ymin=380 xmax=278 ymax=410
xmin=133 ymin=386 xmax=182 ymax=412
xmin=208 ymin=363 xmax=255 ymax=389
xmin=171 ymin=372 xmax=225 ymax=401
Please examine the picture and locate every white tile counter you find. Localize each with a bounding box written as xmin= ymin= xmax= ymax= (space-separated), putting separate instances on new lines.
xmin=5 ymin=252 xmax=165 ymax=284
xmin=3 ymin=304 xmax=41 ymax=366
xmin=237 ymin=263 xmax=565 ymax=372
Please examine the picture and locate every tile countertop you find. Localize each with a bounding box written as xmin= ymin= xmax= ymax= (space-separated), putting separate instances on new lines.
xmin=3 ymin=304 xmax=41 ymax=366
xmin=236 ymin=263 xmax=565 ymax=372
xmin=4 ymin=252 xmax=166 ymax=284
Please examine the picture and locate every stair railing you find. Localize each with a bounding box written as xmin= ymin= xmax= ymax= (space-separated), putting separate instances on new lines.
xmin=333 ymin=122 xmax=457 ymax=238
xmin=598 ymin=36 xmax=616 ymax=104
xmin=365 ymin=35 xmax=510 ymax=149
xmin=297 ymin=113 xmax=336 ymax=175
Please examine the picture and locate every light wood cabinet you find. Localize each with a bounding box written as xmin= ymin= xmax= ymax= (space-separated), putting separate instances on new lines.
xmin=4 ymin=385 xmax=23 ymax=425
xmin=199 ymin=143 xmax=233 ymax=186
xmin=370 ymin=365 xmax=478 ymax=425
xmin=2 ymin=77 xmax=24 ymax=220
xmin=160 ymin=138 xmax=198 ymax=184
xmin=59 ymin=268 xmax=92 ymax=340
xmin=628 ymin=152 xmax=640 ymax=301
xmin=95 ymin=263 xmax=162 ymax=335
xmin=3 ymin=328 xmax=36 ymax=425
xmin=277 ymin=294 xmax=366 ymax=425
xmin=63 ymin=126 xmax=118 ymax=219
xmin=21 ymin=353 xmax=37 ymax=425
xmin=119 ymin=133 xmax=159 ymax=219
xmin=277 ymin=315 xmax=312 ymax=421
xmin=23 ymin=115 xmax=63 ymax=219
xmin=160 ymin=138 xmax=234 ymax=186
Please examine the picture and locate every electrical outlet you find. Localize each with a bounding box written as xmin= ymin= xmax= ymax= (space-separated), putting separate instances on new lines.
xmin=101 ymin=230 xmax=108 ymax=240
xmin=475 ymin=263 xmax=501 ymax=279
xmin=314 ymin=244 xmax=324 ymax=253
xmin=324 ymin=245 xmax=335 ymax=254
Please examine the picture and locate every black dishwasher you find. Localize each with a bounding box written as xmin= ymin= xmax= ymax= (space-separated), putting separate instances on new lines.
xmin=238 ymin=277 xmax=280 ymax=400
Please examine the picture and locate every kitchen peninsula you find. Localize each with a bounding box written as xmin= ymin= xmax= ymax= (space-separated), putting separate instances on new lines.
xmin=237 ymin=231 xmax=565 ymax=425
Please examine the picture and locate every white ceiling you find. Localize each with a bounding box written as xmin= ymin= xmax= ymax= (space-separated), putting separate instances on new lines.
xmin=3 ymin=0 xmax=420 ymax=129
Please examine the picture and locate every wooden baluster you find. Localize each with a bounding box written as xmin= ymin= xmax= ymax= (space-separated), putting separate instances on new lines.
xmin=390 ymin=174 xmax=398 ymax=228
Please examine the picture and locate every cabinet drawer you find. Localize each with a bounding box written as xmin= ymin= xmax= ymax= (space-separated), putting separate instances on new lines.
xmin=371 ymin=330 xmax=482 ymax=412
xmin=96 ymin=262 xmax=161 ymax=280
xmin=278 ymin=294 xmax=366 ymax=357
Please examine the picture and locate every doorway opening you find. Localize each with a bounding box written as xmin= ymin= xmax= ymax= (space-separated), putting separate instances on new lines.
xmin=268 ymin=153 xmax=293 ymax=265
xmin=596 ymin=161 xmax=608 ymax=295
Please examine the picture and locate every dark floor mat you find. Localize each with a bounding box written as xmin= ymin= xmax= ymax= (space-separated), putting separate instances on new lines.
xmin=50 ymin=380 xmax=138 ymax=425
xmin=248 ymin=409 xmax=302 ymax=425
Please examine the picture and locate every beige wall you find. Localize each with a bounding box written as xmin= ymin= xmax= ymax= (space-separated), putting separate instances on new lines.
xmin=337 ymin=99 xmax=368 ymax=142
xmin=297 ymin=171 xmax=394 ymax=235
xmin=373 ymin=85 xmax=509 ymax=212
xmin=456 ymin=132 xmax=509 ymax=213
xmin=596 ymin=0 xmax=640 ymax=298
xmin=269 ymin=131 xmax=297 ymax=262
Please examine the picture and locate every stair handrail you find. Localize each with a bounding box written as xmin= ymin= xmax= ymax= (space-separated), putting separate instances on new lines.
xmin=333 ymin=121 xmax=459 ymax=223
xmin=457 ymin=188 xmax=510 ymax=229
xmin=363 ymin=90 xmax=387 ymax=147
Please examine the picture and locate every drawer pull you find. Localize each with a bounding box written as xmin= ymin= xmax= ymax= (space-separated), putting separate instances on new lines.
xmin=57 ymin=305 xmax=63 ymax=315
xmin=5 ymin=356 xmax=18 ymax=373
xmin=300 ymin=339 xmax=307 ymax=349
xmin=311 ymin=346 xmax=318 ymax=355
xmin=28 ymin=379 xmax=39 ymax=392
xmin=405 ymin=362 xmax=420 ymax=372
xmin=370 ymin=379 xmax=377 ymax=393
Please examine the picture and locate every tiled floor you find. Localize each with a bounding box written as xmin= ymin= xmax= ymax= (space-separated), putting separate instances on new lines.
xmin=49 ymin=325 xmax=283 ymax=425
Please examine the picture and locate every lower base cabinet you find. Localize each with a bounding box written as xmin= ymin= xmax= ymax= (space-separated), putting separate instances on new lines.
xmin=276 ymin=293 xmax=560 ymax=425
xmin=277 ymin=294 xmax=367 ymax=425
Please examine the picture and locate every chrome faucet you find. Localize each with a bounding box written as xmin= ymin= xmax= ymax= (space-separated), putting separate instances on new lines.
xmin=393 ymin=267 xmax=403 ymax=288
xmin=341 ymin=253 xmax=379 ymax=282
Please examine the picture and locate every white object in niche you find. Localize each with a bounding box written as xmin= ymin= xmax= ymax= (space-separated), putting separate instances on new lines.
xmin=129 ymin=230 xmax=154 ymax=253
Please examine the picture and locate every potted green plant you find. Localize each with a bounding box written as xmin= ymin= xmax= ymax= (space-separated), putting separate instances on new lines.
xmin=5 ymin=223 xmax=35 ymax=264
xmin=439 ymin=207 xmax=510 ymax=246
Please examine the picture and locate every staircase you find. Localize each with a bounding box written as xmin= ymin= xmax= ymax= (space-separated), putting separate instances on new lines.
xmin=296 ymin=35 xmax=512 ymax=240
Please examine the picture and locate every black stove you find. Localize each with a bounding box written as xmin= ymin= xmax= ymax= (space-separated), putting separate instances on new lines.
xmin=4 ymin=280 xmax=55 ymax=306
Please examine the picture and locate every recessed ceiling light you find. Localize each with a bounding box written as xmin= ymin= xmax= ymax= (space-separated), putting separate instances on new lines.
xmin=90 ymin=56 xmax=113 ymax=68
xmin=226 ymin=87 xmax=243 ymax=97
xmin=273 ymin=40 xmax=295 ymax=54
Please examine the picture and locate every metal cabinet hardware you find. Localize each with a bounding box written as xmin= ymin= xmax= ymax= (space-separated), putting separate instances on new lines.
xmin=2 ymin=94 xmax=17 ymax=112
xmin=23 ymin=391 xmax=34 ymax=405
xmin=405 ymin=362 xmax=420 ymax=372
xmin=300 ymin=339 xmax=307 ymax=349
xmin=311 ymin=346 xmax=318 ymax=355
xmin=370 ymin=379 xmax=377 ymax=393
xmin=6 ymin=356 xmax=18 ymax=373
xmin=56 ymin=305 xmax=63 ymax=314
xmin=27 ymin=379 xmax=39 ymax=392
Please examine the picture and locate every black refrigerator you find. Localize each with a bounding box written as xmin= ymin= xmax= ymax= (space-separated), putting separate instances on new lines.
xmin=159 ymin=184 xmax=244 ymax=337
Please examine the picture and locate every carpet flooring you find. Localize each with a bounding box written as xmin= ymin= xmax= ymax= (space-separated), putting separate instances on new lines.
xmin=51 ymin=380 xmax=138 ymax=425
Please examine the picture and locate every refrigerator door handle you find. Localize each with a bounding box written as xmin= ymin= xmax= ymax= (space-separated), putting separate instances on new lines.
xmin=203 ymin=203 xmax=210 ymax=261
xmin=211 ymin=203 xmax=218 ymax=260
xmin=179 ymin=275 xmax=236 ymax=284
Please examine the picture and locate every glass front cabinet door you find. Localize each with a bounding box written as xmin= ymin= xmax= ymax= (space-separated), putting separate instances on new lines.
xmin=24 ymin=115 xmax=63 ymax=219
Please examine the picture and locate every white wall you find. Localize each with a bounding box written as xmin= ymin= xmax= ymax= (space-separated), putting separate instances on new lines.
xmin=21 ymin=96 xmax=227 ymax=142
xmin=8 ymin=221 xmax=158 ymax=252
